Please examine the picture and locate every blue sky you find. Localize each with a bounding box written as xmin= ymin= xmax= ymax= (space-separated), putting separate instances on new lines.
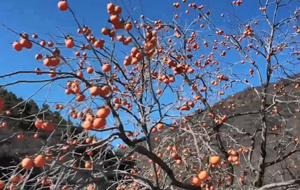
xmin=0 ymin=0 xmax=299 ymax=146
xmin=0 ymin=0 xmax=262 ymax=99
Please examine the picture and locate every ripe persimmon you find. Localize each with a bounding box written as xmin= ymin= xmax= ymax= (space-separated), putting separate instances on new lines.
xmin=87 ymin=66 xmax=94 ymax=74
xmin=96 ymin=107 xmax=110 ymax=118
xmin=117 ymin=35 xmax=125 ymax=42
xmin=157 ymin=123 xmax=164 ymax=130
xmin=114 ymin=5 xmax=122 ymax=14
xmin=51 ymin=57 xmax=60 ymax=67
xmin=151 ymin=127 xmax=157 ymax=133
xmin=21 ymin=157 xmax=33 ymax=170
xmin=93 ymin=118 xmax=106 ymax=129
xmin=86 ymin=138 xmax=92 ymax=144
xmin=74 ymin=52 xmax=80 ymax=57
xmin=102 ymin=64 xmax=111 ymax=72
xmin=13 ymin=41 xmax=22 ymax=51
xmin=40 ymin=40 xmax=46 ymax=46
xmin=124 ymin=37 xmax=132 ymax=44
xmin=198 ymin=171 xmax=208 ymax=180
xmin=83 ymin=121 xmax=93 ymax=130
xmin=34 ymin=155 xmax=45 ymax=167
xmin=171 ymin=153 xmax=179 ymax=159
xmin=110 ymin=15 xmax=119 ymax=24
xmin=58 ymin=0 xmax=68 ymax=11
xmin=20 ymin=32 xmax=29 ymax=39
xmin=93 ymin=40 xmax=103 ymax=48
xmin=156 ymin=89 xmax=162 ymax=95
xmin=85 ymin=162 xmax=92 ymax=168
xmin=20 ymin=38 xmax=32 ymax=49
xmin=107 ymin=3 xmax=115 ymax=13
xmin=109 ymin=30 xmax=116 ymax=37
xmin=113 ymin=21 xmax=125 ymax=30
xmin=192 ymin=177 xmax=201 ymax=185
xmin=76 ymin=94 xmax=86 ymax=102
xmin=102 ymin=27 xmax=109 ymax=35
xmin=10 ymin=175 xmax=22 ymax=183
xmin=98 ymin=86 xmax=110 ymax=97
xmin=42 ymin=121 xmax=55 ymax=131
xmin=131 ymin=57 xmax=138 ymax=64
xmin=17 ymin=134 xmax=24 ymax=140
xmin=125 ymin=23 xmax=133 ymax=31
xmin=90 ymin=86 xmax=99 ymax=96
xmin=77 ymin=71 xmax=83 ymax=78
xmin=59 ymin=156 xmax=65 ymax=162
xmin=65 ymin=88 xmax=72 ymax=95
xmin=210 ymin=155 xmax=220 ymax=164
xmin=232 ymin=156 xmax=239 ymax=162
xmin=35 ymin=120 xmax=43 ymax=129
xmin=43 ymin=57 xmax=53 ymax=67
xmin=65 ymin=38 xmax=74 ymax=48
xmin=230 ymin=150 xmax=239 ymax=156
xmin=49 ymin=69 xmax=57 ymax=77
xmin=47 ymin=41 xmax=54 ymax=47
xmin=35 ymin=54 xmax=43 ymax=60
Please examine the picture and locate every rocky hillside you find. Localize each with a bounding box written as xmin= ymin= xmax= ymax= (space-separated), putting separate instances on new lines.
xmin=134 ymin=73 xmax=300 ymax=189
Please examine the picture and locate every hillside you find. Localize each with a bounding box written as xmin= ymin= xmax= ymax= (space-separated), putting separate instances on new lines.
xmin=134 ymin=73 xmax=300 ymax=189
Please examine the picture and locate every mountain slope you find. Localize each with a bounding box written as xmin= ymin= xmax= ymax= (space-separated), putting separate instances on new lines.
xmin=134 ymin=74 xmax=300 ymax=189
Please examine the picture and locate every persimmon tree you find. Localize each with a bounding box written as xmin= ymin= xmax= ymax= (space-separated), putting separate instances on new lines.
xmin=1 ymin=0 xmax=300 ymax=189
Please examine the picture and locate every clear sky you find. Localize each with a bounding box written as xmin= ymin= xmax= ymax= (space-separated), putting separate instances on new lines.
xmin=0 ymin=0 xmax=299 ymax=146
